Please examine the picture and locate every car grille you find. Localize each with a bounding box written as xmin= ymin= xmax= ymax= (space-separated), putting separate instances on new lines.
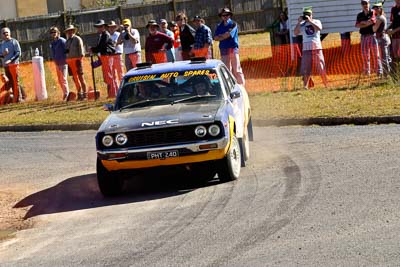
xmin=97 ymin=123 xmax=224 ymax=149
xmin=126 ymin=126 xmax=194 ymax=147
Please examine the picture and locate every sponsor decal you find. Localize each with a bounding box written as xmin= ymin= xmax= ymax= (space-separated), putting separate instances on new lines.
xmin=141 ymin=119 xmax=179 ymax=127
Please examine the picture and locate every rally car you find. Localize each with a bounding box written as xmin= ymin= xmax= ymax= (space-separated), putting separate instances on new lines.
xmin=96 ymin=57 xmax=253 ymax=196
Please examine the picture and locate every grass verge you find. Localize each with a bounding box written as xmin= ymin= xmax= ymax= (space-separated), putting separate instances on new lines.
xmin=1 ymin=83 xmax=400 ymax=127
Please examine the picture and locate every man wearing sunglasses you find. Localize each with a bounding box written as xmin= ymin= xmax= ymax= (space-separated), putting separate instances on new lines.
xmin=214 ymin=7 xmax=245 ymax=85
xmin=356 ymin=0 xmax=382 ymax=77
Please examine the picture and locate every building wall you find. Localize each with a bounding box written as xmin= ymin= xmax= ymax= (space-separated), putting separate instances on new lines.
xmin=65 ymin=0 xmax=81 ymax=11
xmin=287 ymin=0 xmax=391 ymax=36
xmin=81 ymin=0 xmax=97 ymax=8
xmin=0 ymin=0 xmax=17 ymax=20
xmin=16 ymin=0 xmax=48 ymax=17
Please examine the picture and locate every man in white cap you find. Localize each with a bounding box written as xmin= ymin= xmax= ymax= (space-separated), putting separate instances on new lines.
xmin=294 ymin=6 xmax=328 ymax=89
xmin=356 ymin=0 xmax=382 ymax=76
xmin=65 ymin=24 xmax=88 ymax=100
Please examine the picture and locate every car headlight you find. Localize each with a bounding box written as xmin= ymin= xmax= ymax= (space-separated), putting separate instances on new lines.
xmin=194 ymin=125 xmax=207 ymax=137
xmin=102 ymin=135 xmax=113 ymax=147
xmin=115 ymin=133 xmax=128 ymax=145
xmin=208 ymin=124 xmax=220 ymax=136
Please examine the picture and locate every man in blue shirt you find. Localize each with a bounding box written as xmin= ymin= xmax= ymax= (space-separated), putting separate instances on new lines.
xmin=50 ymin=26 xmax=70 ymax=101
xmin=192 ymin=15 xmax=213 ymax=59
xmin=1 ymin=27 xmax=25 ymax=102
xmin=214 ymin=8 xmax=245 ymax=85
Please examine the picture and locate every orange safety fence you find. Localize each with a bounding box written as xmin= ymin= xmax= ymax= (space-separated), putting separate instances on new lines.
xmin=192 ymin=48 xmax=211 ymax=59
xmin=149 ymin=51 xmax=167 ymax=64
xmin=0 ymin=39 xmax=392 ymax=104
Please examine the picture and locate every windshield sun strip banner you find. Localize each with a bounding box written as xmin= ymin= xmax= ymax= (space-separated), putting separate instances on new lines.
xmin=127 ymin=69 xmax=217 ymax=83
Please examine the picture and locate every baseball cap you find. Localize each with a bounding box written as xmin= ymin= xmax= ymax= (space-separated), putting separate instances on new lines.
xmin=303 ymin=6 xmax=313 ymax=14
xmin=372 ymin=1 xmax=382 ymax=8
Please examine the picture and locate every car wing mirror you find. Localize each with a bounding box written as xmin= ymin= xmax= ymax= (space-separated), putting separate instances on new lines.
xmin=103 ymin=104 xmax=114 ymax=112
xmin=230 ymin=91 xmax=241 ymax=99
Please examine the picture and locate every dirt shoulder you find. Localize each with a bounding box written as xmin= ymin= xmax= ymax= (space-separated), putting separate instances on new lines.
xmin=0 ymin=190 xmax=35 ymax=242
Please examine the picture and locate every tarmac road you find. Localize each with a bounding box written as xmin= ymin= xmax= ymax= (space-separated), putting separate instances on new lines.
xmin=1 ymin=125 xmax=400 ymax=266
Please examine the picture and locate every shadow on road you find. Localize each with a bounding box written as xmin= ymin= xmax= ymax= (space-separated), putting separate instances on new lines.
xmin=14 ymin=172 xmax=217 ymax=220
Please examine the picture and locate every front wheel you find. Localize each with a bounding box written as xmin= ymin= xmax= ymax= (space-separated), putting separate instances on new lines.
xmin=217 ymin=134 xmax=241 ymax=182
xmin=96 ymin=158 xmax=124 ymax=197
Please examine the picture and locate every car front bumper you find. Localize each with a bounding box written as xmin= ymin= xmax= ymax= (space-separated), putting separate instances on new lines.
xmin=98 ymin=136 xmax=230 ymax=171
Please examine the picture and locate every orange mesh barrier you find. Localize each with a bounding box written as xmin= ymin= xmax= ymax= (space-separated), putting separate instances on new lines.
xmin=149 ymin=52 xmax=167 ymax=64
xmin=3 ymin=40 xmax=392 ymax=103
xmin=192 ymin=48 xmax=211 ymax=58
xmin=128 ymin=53 xmax=141 ymax=69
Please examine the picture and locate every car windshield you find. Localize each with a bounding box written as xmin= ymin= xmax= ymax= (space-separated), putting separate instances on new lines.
xmin=116 ymin=69 xmax=222 ymax=110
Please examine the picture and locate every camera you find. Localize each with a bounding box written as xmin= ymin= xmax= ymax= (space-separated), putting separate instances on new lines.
xmin=302 ymin=13 xmax=311 ymax=20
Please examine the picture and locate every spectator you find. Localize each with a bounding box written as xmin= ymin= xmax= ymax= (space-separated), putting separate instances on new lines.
xmin=0 ymin=27 xmax=25 ymax=102
xmin=275 ymin=12 xmax=290 ymax=45
xmin=160 ymin=19 xmax=176 ymax=62
xmin=373 ymin=2 xmax=391 ymax=77
xmin=387 ymin=0 xmax=400 ymax=67
xmin=214 ymin=7 xmax=245 ymax=85
xmin=175 ymin=12 xmax=195 ymax=60
xmin=49 ymin=26 xmax=70 ymax=101
xmin=294 ymin=6 xmax=328 ymax=89
xmin=65 ymin=24 xmax=88 ymax=101
xmin=192 ymin=15 xmax=213 ymax=59
xmin=170 ymin=21 xmax=182 ymax=61
xmin=355 ymin=0 xmax=382 ymax=77
xmin=90 ymin=19 xmax=117 ymax=98
xmin=117 ymin=18 xmax=141 ymax=71
xmin=144 ymin=20 xmax=174 ymax=63
xmin=108 ymin=20 xmax=124 ymax=83
xmin=0 ymin=73 xmax=13 ymax=105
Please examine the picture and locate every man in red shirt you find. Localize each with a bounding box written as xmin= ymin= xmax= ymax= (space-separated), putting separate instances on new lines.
xmin=144 ymin=20 xmax=174 ymax=63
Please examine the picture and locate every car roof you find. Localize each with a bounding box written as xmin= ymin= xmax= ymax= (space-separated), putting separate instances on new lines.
xmin=125 ymin=59 xmax=223 ymax=77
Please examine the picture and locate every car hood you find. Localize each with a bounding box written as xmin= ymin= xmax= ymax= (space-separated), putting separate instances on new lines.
xmin=98 ymin=101 xmax=223 ymax=133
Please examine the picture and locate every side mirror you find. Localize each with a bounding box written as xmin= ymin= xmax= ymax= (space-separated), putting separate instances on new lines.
xmin=103 ymin=104 xmax=114 ymax=112
xmin=230 ymin=91 xmax=241 ymax=99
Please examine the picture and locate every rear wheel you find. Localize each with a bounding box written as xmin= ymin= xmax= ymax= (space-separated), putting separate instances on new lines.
xmin=239 ymin=126 xmax=250 ymax=167
xmin=96 ymin=158 xmax=124 ymax=197
xmin=217 ymin=134 xmax=241 ymax=182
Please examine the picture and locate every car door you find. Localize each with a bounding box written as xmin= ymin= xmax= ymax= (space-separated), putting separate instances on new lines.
xmin=219 ymin=65 xmax=245 ymax=139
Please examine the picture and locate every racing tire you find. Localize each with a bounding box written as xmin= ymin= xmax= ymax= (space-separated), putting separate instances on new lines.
xmin=248 ymin=116 xmax=254 ymax=142
xmin=217 ymin=134 xmax=241 ymax=182
xmin=239 ymin=126 xmax=250 ymax=167
xmin=191 ymin=162 xmax=217 ymax=183
xmin=96 ymin=158 xmax=124 ymax=197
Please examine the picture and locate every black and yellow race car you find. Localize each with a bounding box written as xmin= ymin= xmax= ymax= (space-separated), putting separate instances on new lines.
xmin=96 ymin=58 xmax=253 ymax=196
